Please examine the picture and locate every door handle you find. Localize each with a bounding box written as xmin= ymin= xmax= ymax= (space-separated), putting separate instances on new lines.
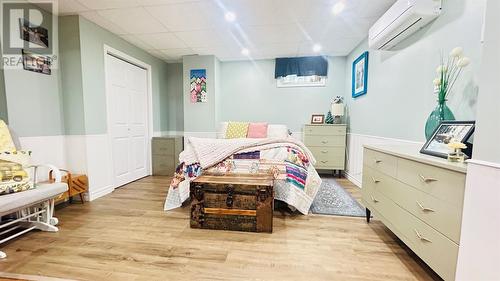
xmin=370 ymin=195 xmax=379 ymax=203
xmin=321 ymin=140 xmax=328 ymax=144
xmin=416 ymin=201 xmax=435 ymax=212
xmin=320 ymin=160 xmax=328 ymax=164
xmin=371 ymin=177 xmax=380 ymax=184
xmin=374 ymin=159 xmax=382 ymax=164
xmin=321 ymin=150 xmax=328 ymax=154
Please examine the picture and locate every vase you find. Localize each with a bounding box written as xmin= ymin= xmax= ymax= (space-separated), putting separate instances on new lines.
xmin=425 ymin=99 xmax=455 ymax=140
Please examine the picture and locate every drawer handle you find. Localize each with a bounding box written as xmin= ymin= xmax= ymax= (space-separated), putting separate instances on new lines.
xmin=321 ymin=150 xmax=328 ymax=154
xmin=419 ymin=175 xmax=438 ymax=183
xmin=374 ymin=159 xmax=382 ymax=164
xmin=320 ymin=160 xmax=328 ymax=164
xmin=321 ymin=140 xmax=328 ymax=144
xmin=371 ymin=177 xmax=380 ymax=184
xmin=416 ymin=201 xmax=435 ymax=212
xmin=414 ymin=229 xmax=433 ymax=243
xmin=370 ymin=195 xmax=379 ymax=203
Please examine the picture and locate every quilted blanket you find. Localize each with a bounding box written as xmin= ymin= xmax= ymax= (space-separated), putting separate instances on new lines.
xmin=163 ymin=137 xmax=322 ymax=214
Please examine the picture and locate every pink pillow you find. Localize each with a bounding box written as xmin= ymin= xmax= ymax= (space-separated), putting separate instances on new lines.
xmin=247 ymin=122 xmax=268 ymax=138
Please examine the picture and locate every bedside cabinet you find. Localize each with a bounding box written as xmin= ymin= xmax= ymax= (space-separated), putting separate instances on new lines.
xmin=152 ymin=136 xmax=183 ymax=176
xmin=304 ymin=124 xmax=346 ymax=174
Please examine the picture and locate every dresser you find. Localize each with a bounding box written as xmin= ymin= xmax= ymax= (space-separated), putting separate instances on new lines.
xmin=303 ymin=124 xmax=346 ymax=173
xmin=362 ymin=144 xmax=467 ymax=281
xmin=152 ymin=136 xmax=183 ymax=176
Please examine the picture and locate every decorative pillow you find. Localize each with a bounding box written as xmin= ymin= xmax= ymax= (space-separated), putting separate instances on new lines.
xmin=0 ymin=120 xmax=16 ymax=152
xmin=225 ymin=122 xmax=249 ymax=139
xmin=247 ymin=122 xmax=268 ymax=138
xmin=267 ymin=124 xmax=289 ymax=138
xmin=0 ymin=151 xmax=33 ymax=196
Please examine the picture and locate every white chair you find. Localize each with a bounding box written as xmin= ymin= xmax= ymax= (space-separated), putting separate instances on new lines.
xmin=0 ymin=128 xmax=68 ymax=259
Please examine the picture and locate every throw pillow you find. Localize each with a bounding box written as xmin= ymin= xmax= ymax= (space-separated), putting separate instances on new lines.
xmin=0 ymin=120 xmax=16 ymax=152
xmin=225 ymin=122 xmax=249 ymax=139
xmin=247 ymin=122 xmax=268 ymax=138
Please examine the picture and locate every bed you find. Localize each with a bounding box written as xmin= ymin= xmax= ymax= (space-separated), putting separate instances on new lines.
xmin=163 ymin=122 xmax=322 ymax=215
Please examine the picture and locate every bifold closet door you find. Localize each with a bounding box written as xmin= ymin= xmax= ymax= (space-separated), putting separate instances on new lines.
xmin=105 ymin=54 xmax=149 ymax=188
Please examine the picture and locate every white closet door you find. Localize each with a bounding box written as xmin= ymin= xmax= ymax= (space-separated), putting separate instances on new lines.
xmin=106 ymin=54 xmax=149 ymax=188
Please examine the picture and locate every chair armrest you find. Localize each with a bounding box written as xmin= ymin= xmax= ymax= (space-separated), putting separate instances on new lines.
xmin=27 ymin=164 xmax=63 ymax=183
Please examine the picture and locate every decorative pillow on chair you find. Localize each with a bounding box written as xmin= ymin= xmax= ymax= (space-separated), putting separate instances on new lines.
xmin=247 ymin=122 xmax=268 ymax=138
xmin=0 ymin=120 xmax=16 ymax=152
xmin=225 ymin=122 xmax=249 ymax=139
xmin=0 ymin=151 xmax=33 ymax=196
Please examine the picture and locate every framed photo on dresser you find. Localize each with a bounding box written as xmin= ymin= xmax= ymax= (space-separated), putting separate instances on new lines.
xmin=420 ymin=121 xmax=475 ymax=159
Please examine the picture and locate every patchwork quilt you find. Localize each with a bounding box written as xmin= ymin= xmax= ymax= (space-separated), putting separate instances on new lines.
xmin=164 ymin=137 xmax=322 ymax=214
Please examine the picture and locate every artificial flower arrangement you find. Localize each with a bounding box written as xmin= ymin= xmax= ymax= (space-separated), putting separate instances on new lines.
xmin=433 ymin=47 xmax=471 ymax=100
xmin=425 ymin=47 xmax=472 ymax=139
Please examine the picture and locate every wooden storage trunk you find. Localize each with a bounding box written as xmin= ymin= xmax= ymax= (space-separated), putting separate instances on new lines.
xmin=190 ymin=174 xmax=274 ymax=233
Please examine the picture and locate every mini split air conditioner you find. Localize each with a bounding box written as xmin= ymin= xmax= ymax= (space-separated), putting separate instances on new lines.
xmin=369 ymin=0 xmax=442 ymax=50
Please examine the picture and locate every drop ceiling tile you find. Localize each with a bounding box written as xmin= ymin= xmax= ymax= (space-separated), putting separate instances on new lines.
xmin=121 ymin=34 xmax=155 ymax=50
xmin=136 ymin=33 xmax=187 ymax=49
xmin=174 ymin=29 xmax=239 ymax=48
xmin=243 ymin=24 xmax=307 ymax=45
xmin=57 ymin=0 xmax=90 ymax=15
xmin=139 ymin=0 xmax=195 ymax=6
xmin=80 ymin=11 xmax=128 ymax=35
xmin=159 ymin=48 xmax=196 ymax=57
xmin=254 ymin=43 xmax=299 ymax=58
xmin=97 ymin=7 xmax=168 ymax=35
xmin=145 ymin=1 xmax=222 ymax=32
xmin=76 ymin=0 xmax=140 ymax=10
xmin=218 ymin=0 xmax=292 ymax=26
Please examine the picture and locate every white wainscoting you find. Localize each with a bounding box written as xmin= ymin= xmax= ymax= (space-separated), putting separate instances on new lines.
xmin=84 ymin=134 xmax=115 ymax=201
xmin=345 ymin=133 xmax=422 ymax=187
xmin=19 ymin=136 xmax=66 ymax=182
xmin=456 ymin=159 xmax=500 ymax=281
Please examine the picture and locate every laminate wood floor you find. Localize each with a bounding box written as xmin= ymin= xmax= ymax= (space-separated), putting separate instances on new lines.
xmin=0 ymin=176 xmax=440 ymax=281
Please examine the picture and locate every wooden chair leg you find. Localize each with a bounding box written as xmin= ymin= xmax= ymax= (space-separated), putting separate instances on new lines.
xmin=79 ymin=193 xmax=85 ymax=204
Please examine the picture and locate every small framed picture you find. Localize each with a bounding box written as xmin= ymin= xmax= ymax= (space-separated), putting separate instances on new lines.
xmin=311 ymin=114 xmax=325 ymax=124
xmin=19 ymin=18 xmax=49 ymax=48
xmin=352 ymin=51 xmax=369 ymax=98
xmin=22 ymin=50 xmax=52 ymax=75
xmin=420 ymin=121 xmax=475 ymax=159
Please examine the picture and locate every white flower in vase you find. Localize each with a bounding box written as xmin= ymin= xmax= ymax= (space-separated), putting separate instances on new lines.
xmin=450 ymin=47 xmax=464 ymax=58
xmin=457 ymin=57 xmax=471 ymax=67
xmin=436 ymin=65 xmax=447 ymax=74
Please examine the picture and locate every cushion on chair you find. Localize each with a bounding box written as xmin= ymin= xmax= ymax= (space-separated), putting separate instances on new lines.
xmin=0 ymin=182 xmax=68 ymax=216
xmin=0 ymin=120 xmax=16 ymax=152
xmin=225 ymin=122 xmax=249 ymax=139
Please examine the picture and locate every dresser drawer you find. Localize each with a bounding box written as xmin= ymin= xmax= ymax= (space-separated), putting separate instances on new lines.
xmin=152 ymin=155 xmax=176 ymax=175
xmin=304 ymin=125 xmax=346 ymax=136
xmin=310 ymin=146 xmax=345 ymax=168
xmin=365 ymin=166 xmax=462 ymax=243
xmin=397 ymin=158 xmax=465 ymax=207
xmin=152 ymin=138 xmax=175 ymax=155
xmin=304 ymin=135 xmax=345 ymax=147
xmin=365 ymin=187 xmax=458 ymax=281
xmin=363 ymin=148 xmax=397 ymax=177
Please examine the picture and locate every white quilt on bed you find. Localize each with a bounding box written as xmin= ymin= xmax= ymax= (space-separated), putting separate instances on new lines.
xmin=163 ymin=137 xmax=322 ymax=214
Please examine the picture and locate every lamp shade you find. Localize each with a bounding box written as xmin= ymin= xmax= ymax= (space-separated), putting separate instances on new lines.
xmin=331 ymin=103 xmax=344 ymax=116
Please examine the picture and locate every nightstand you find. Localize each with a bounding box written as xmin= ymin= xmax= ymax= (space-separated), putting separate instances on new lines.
xmin=303 ymin=124 xmax=347 ymax=176
xmin=152 ymin=136 xmax=183 ymax=176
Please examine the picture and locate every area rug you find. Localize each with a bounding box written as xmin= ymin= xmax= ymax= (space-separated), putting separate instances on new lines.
xmin=310 ymin=177 xmax=365 ymax=217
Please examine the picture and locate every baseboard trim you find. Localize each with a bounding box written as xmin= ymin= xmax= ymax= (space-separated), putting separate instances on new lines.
xmin=344 ymin=171 xmax=362 ymax=188
xmin=88 ymin=185 xmax=114 ymax=201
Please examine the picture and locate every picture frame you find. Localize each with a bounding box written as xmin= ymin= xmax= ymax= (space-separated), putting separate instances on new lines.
xmin=19 ymin=18 xmax=49 ymax=48
xmin=22 ymin=49 xmax=51 ymax=75
xmin=311 ymin=114 xmax=325 ymax=124
xmin=420 ymin=121 xmax=475 ymax=159
xmin=352 ymin=51 xmax=369 ymax=98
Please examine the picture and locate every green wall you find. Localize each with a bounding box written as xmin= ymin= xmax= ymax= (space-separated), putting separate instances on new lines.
xmin=78 ymin=16 xmax=170 ymax=134
xmin=344 ymin=0 xmax=485 ymax=142
xmin=218 ymin=57 xmax=346 ymax=132
xmin=166 ymin=63 xmax=184 ymax=131
xmin=2 ymin=7 xmax=64 ymax=137
xmin=59 ymin=16 xmax=85 ymax=135
xmin=182 ymin=55 xmax=219 ymax=133
xmin=0 ymin=40 xmax=7 ymax=122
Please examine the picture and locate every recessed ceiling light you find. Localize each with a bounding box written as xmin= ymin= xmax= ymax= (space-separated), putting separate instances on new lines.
xmin=225 ymin=11 xmax=236 ymax=22
xmin=332 ymin=2 xmax=345 ymax=15
xmin=313 ymin=44 xmax=322 ymax=53
xmin=241 ymin=48 xmax=250 ymax=56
